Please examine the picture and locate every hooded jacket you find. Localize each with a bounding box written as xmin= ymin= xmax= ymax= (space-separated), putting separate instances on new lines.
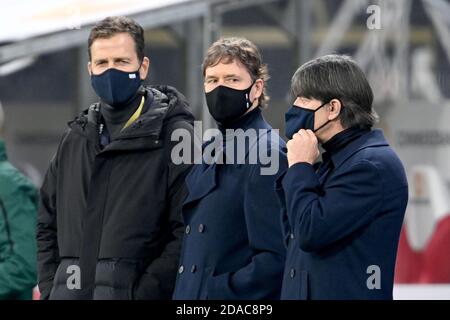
xmin=37 ymin=85 xmax=195 ymax=300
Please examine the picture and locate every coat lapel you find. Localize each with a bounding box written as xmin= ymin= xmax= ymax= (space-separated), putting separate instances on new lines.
xmin=182 ymin=162 xmax=218 ymax=213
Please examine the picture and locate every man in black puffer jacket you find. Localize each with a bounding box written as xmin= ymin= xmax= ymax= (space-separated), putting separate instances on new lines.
xmin=37 ymin=16 xmax=195 ymax=300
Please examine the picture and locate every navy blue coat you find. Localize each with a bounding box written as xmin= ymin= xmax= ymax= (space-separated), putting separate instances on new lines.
xmin=173 ymin=109 xmax=287 ymax=300
xmin=277 ymin=129 xmax=408 ymax=300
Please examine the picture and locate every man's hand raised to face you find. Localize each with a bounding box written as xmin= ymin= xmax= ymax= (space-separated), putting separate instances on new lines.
xmin=286 ymin=129 xmax=320 ymax=167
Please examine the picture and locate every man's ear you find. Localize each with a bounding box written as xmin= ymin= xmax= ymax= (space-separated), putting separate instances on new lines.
xmin=87 ymin=62 xmax=92 ymax=76
xmin=252 ymin=78 xmax=264 ymax=102
xmin=328 ymin=98 xmax=342 ymax=121
xmin=139 ymin=57 xmax=150 ymax=80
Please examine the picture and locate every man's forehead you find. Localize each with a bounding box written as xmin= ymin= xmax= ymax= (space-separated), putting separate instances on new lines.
xmin=205 ymin=59 xmax=248 ymax=77
xmin=90 ymin=33 xmax=136 ymax=58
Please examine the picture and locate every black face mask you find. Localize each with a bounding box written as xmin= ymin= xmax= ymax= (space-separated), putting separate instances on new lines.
xmin=205 ymin=82 xmax=255 ymax=124
xmin=90 ymin=65 xmax=142 ymax=109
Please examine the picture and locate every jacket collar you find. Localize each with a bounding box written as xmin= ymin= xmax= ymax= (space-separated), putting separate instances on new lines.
xmin=329 ymin=129 xmax=389 ymax=170
xmin=203 ymin=108 xmax=272 ymax=163
xmin=218 ymin=107 xmax=266 ymax=131
xmin=183 ymin=110 xmax=273 ymax=213
xmin=68 ymin=86 xmax=188 ymax=153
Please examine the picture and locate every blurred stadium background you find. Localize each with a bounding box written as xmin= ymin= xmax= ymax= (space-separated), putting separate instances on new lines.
xmin=0 ymin=0 xmax=449 ymax=300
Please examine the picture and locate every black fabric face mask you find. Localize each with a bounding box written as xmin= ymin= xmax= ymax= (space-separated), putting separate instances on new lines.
xmin=205 ymin=82 xmax=255 ymax=124
xmin=91 ymin=67 xmax=142 ymax=109
xmin=284 ymin=101 xmax=330 ymax=139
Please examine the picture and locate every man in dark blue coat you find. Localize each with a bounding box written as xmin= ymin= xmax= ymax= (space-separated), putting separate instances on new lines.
xmin=278 ymin=54 xmax=408 ymax=300
xmin=173 ymin=38 xmax=287 ymax=300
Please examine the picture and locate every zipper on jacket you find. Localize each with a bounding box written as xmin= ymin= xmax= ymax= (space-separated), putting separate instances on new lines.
xmin=0 ymin=197 xmax=14 ymax=254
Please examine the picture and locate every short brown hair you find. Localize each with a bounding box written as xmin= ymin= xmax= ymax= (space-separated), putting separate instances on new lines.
xmin=202 ymin=37 xmax=270 ymax=108
xmin=88 ymin=16 xmax=145 ymax=62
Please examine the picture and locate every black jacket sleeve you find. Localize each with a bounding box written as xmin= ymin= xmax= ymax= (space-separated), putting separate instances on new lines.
xmin=132 ymin=119 xmax=195 ymax=299
xmin=36 ymin=132 xmax=69 ymax=299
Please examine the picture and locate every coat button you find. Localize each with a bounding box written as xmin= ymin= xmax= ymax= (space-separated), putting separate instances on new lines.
xmin=178 ymin=265 xmax=184 ymax=274
xmin=198 ymin=224 xmax=205 ymax=233
xmin=191 ymin=265 xmax=197 ymax=273
xmin=290 ymin=233 xmax=295 ymax=240
xmin=185 ymin=225 xmax=191 ymax=235
xmin=290 ymin=268 xmax=296 ymax=279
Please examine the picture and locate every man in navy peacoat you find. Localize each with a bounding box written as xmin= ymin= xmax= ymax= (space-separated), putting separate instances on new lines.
xmin=173 ymin=38 xmax=287 ymax=300
xmin=278 ymin=54 xmax=408 ymax=300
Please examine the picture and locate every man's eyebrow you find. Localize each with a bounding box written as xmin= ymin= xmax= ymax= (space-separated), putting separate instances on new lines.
xmin=113 ymin=57 xmax=131 ymax=61
xmin=224 ymin=74 xmax=240 ymax=78
xmin=205 ymin=74 xmax=241 ymax=80
xmin=94 ymin=58 xmax=107 ymax=64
